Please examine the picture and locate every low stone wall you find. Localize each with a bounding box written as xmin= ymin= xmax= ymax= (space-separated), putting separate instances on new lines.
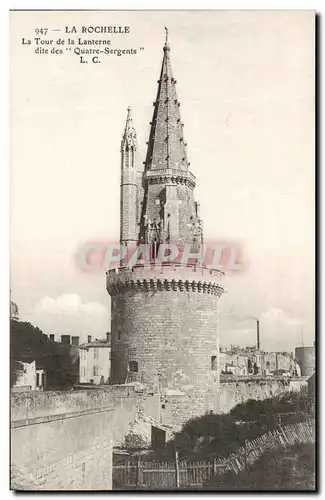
xmin=219 ymin=377 xmax=307 ymax=414
xmin=11 ymin=384 xmax=135 ymax=421
xmin=11 ymin=386 xmax=137 ymax=491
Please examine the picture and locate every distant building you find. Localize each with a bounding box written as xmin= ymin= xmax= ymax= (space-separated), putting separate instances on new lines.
xmin=219 ymin=346 xmax=300 ymax=377
xmin=12 ymin=360 xmax=46 ymax=391
xmin=295 ymin=345 xmax=315 ymax=377
xmin=79 ymin=333 xmax=111 ymax=385
xmin=307 ymin=372 xmax=315 ymax=411
xmin=264 ymin=351 xmax=300 ymax=376
xmin=10 ymin=297 xmax=19 ymax=321
xmin=50 ymin=334 xmax=81 ymax=363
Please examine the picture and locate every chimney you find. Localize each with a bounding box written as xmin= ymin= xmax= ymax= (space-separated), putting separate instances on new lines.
xmin=256 ymin=320 xmax=260 ymax=351
xmin=106 ymin=332 xmax=111 ymax=344
xmin=87 ymin=335 xmax=92 ymax=344
xmin=71 ymin=336 xmax=80 ymax=346
xmin=61 ymin=335 xmax=71 ymax=345
xmin=49 ymin=334 xmax=55 ymax=342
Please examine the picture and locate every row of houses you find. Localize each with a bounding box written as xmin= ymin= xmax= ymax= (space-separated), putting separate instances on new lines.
xmin=13 ymin=335 xmax=315 ymax=391
xmin=219 ymin=347 xmax=301 ymax=377
xmin=219 ymin=344 xmax=315 ymax=378
xmin=12 ymin=333 xmax=112 ymax=391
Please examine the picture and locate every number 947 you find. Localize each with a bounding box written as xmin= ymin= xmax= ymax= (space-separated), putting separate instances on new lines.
xmin=35 ymin=28 xmax=48 ymax=35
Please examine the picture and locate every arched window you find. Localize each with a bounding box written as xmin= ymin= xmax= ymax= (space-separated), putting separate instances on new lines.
xmin=131 ymin=146 xmax=134 ymax=167
xmin=129 ymin=360 xmax=138 ymax=372
xmin=211 ymin=356 xmax=217 ymax=370
xmin=125 ymin=146 xmax=130 ymax=167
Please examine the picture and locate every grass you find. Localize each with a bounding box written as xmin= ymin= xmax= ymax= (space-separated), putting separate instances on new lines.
xmin=204 ymin=443 xmax=315 ymax=491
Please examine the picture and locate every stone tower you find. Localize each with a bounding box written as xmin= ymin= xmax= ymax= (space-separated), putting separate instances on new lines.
xmin=107 ymin=33 xmax=225 ymax=429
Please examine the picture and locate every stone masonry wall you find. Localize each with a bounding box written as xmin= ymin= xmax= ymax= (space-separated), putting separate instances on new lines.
xmin=156 ymin=377 xmax=308 ymax=431
xmin=108 ymin=265 xmax=224 ymax=429
xmin=11 ymin=410 xmax=114 ymax=490
xmin=111 ymin=290 xmax=221 ymax=391
xmin=140 ymin=181 xmax=197 ymax=244
xmin=219 ymin=377 xmax=308 ymax=414
xmin=11 ymin=385 xmax=135 ymax=421
xmin=11 ymin=387 xmax=137 ymax=491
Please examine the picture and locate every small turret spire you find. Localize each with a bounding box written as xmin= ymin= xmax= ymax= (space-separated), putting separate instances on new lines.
xmin=120 ymin=106 xmax=138 ymax=245
xmin=121 ymin=106 xmax=137 ymax=151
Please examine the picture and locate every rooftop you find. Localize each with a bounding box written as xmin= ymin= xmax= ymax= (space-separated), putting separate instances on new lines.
xmin=79 ymin=339 xmax=111 ymax=349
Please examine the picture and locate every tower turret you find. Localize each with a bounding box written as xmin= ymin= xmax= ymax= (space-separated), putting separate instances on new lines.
xmin=120 ymin=106 xmax=138 ymax=246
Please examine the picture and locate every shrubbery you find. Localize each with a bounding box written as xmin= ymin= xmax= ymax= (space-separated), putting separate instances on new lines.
xmin=155 ymin=391 xmax=311 ymax=461
xmin=205 ymin=443 xmax=315 ymax=490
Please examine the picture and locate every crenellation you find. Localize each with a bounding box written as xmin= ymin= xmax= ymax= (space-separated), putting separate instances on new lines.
xmin=107 ymin=264 xmax=224 ymax=297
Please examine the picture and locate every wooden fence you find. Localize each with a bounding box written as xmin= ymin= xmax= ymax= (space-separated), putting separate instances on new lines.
xmin=113 ymin=419 xmax=315 ymax=489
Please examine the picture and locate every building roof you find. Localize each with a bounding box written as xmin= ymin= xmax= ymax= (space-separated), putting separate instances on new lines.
xmin=79 ymin=339 xmax=111 ymax=349
xmin=144 ymin=30 xmax=189 ymax=172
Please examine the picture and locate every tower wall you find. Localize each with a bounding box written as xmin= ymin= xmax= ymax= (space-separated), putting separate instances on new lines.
xmin=139 ymin=171 xmax=198 ymax=244
xmin=295 ymin=346 xmax=315 ymax=377
xmin=107 ymin=264 xmax=224 ymax=425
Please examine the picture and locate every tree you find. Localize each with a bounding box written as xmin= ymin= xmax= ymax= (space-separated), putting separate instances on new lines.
xmin=10 ymin=359 xmax=23 ymax=387
xmin=10 ymin=319 xmax=78 ymax=389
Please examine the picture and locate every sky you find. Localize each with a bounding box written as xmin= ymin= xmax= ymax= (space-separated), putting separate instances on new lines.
xmin=10 ymin=10 xmax=315 ymax=351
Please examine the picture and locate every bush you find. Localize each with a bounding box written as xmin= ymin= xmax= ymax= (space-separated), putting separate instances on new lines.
xmin=205 ymin=443 xmax=315 ymax=491
xmin=123 ymin=433 xmax=149 ymax=450
xmin=157 ymin=391 xmax=311 ymax=461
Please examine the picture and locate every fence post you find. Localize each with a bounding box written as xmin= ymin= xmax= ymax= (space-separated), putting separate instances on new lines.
xmin=213 ymin=458 xmax=218 ymax=476
xmin=174 ymin=450 xmax=180 ymax=488
xmin=127 ymin=460 xmax=131 ymax=486
xmin=244 ymin=439 xmax=248 ymax=470
xmin=136 ymin=455 xmax=143 ymax=488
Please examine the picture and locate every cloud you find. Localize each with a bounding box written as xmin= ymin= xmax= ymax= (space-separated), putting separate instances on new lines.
xmin=220 ymin=306 xmax=312 ymax=352
xmin=262 ymin=308 xmax=287 ymax=322
xmin=25 ymin=293 xmax=109 ymax=343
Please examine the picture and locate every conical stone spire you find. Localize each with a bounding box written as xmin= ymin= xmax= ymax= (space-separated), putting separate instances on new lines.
xmin=144 ymin=32 xmax=189 ymax=172
xmin=137 ymin=32 xmax=201 ymax=248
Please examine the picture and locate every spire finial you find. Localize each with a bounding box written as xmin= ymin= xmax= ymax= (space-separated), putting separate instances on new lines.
xmin=164 ymin=26 xmax=170 ymax=52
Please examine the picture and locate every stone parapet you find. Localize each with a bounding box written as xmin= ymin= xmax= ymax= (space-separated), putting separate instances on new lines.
xmin=144 ymin=167 xmax=196 ymax=189
xmin=106 ymin=264 xmax=225 ymax=296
